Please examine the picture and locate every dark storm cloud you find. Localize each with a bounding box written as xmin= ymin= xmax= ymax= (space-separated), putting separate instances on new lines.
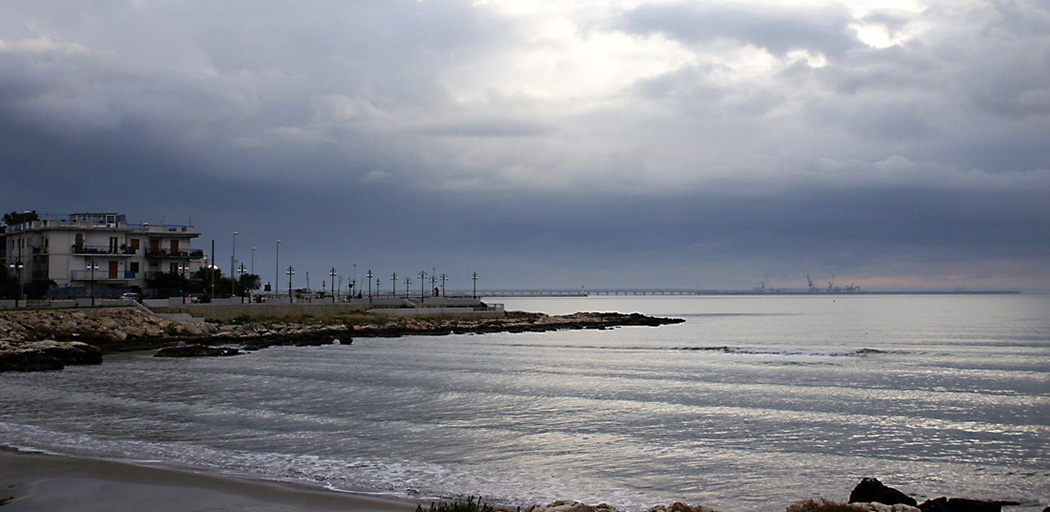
xmin=2 ymin=1 xmax=1049 ymax=291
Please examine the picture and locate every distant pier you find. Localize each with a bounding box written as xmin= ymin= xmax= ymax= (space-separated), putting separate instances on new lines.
xmin=477 ymin=289 xmax=1019 ymax=297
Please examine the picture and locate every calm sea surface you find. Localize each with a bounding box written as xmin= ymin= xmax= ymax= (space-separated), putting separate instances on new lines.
xmin=2 ymin=295 xmax=1048 ymax=511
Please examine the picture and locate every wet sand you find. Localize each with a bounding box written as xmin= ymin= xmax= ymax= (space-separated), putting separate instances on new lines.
xmin=0 ymin=449 xmax=418 ymax=511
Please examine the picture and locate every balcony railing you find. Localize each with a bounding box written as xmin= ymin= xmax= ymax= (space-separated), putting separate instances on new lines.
xmin=145 ymin=249 xmax=204 ymax=259
xmin=71 ymin=270 xmax=137 ymax=281
xmin=73 ymin=245 xmax=137 ymax=255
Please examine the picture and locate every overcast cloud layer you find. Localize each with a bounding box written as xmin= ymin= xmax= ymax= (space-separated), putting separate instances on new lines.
xmin=2 ymin=0 xmax=1048 ymax=291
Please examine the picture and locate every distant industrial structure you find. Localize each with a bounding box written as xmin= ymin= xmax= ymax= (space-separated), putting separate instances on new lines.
xmin=2 ymin=212 xmax=205 ymax=300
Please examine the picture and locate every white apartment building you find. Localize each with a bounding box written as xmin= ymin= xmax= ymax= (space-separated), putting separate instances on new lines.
xmin=3 ymin=213 xmax=204 ymax=297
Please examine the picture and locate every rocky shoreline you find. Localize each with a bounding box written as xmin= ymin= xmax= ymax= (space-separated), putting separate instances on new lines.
xmin=477 ymin=478 xmax=1029 ymax=512
xmin=0 ymin=307 xmax=684 ymax=372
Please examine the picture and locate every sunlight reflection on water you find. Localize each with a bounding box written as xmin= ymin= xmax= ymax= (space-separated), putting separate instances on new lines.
xmin=1 ymin=295 xmax=1048 ymax=511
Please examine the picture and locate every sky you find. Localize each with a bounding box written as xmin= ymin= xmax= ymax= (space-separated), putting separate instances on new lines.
xmin=2 ymin=0 xmax=1048 ymax=292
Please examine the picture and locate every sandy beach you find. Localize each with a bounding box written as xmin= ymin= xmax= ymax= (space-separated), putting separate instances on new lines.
xmin=0 ymin=448 xmax=418 ymax=511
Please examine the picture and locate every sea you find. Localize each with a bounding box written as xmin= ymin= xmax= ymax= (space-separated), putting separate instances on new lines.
xmin=1 ymin=294 xmax=1048 ymax=511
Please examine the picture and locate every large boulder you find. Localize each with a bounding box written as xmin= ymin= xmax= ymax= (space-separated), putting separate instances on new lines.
xmin=849 ymin=478 xmax=917 ymax=507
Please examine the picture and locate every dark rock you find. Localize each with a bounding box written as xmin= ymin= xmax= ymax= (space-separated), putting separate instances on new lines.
xmin=0 ymin=351 xmax=65 ymax=372
xmin=849 ymin=478 xmax=917 ymax=507
xmin=919 ymin=498 xmax=1001 ymax=512
xmin=945 ymin=499 xmax=1000 ymax=512
xmin=42 ymin=343 xmax=103 ymax=366
xmin=920 ymin=498 xmax=952 ymax=512
xmin=154 ymin=345 xmax=240 ymax=357
xmin=0 ymin=342 xmax=103 ymax=372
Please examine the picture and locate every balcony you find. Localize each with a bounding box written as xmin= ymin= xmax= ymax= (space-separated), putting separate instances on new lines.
xmin=73 ymin=245 xmax=137 ymax=256
xmin=145 ymin=249 xmax=204 ymax=259
xmin=137 ymin=224 xmax=198 ymax=236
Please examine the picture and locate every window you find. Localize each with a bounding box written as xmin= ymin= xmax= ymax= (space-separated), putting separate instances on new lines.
xmin=130 ymin=262 xmax=139 ymax=273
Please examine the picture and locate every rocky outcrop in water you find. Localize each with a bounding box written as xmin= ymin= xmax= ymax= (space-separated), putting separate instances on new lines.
xmin=0 ymin=307 xmax=213 ymax=347
xmin=153 ymin=345 xmax=240 ymax=357
xmin=0 ymin=339 xmax=103 ymax=372
xmin=218 ymin=311 xmax=684 ymax=344
xmin=0 ymin=308 xmax=683 ymax=370
xmin=0 ymin=307 xmax=216 ymax=372
xmin=846 ymin=478 xmax=1015 ymax=512
xmin=850 ymin=478 xmax=918 ymax=507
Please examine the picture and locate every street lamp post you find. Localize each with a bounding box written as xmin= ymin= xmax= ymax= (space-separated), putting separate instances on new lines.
xmin=418 ymin=270 xmax=427 ymax=302
xmin=286 ymin=265 xmax=295 ymax=300
xmin=366 ymin=269 xmax=374 ymax=301
xmin=231 ymin=232 xmax=238 ymax=297
xmin=251 ymin=247 xmax=256 ymax=275
xmin=403 ymin=276 xmax=411 ymax=298
xmin=390 ymin=272 xmax=398 ymax=297
xmin=472 ymin=272 xmax=479 ymax=299
xmin=330 ymin=267 xmax=338 ymax=303
xmin=439 ymin=273 xmax=448 ymax=297
xmin=430 ymin=271 xmax=437 ymax=297
xmin=275 ymin=240 xmax=281 ymax=299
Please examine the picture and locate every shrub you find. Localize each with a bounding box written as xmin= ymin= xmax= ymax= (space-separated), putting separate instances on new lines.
xmin=417 ymin=497 xmax=499 ymax=512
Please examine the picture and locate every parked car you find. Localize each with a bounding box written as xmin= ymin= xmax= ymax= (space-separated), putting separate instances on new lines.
xmin=119 ymin=292 xmax=142 ymax=301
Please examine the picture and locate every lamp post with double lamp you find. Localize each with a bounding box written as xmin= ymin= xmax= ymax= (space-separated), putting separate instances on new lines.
xmin=178 ymin=262 xmax=189 ymax=303
xmin=439 ymin=273 xmax=448 ymax=297
xmin=330 ymin=267 xmax=338 ymax=302
xmin=275 ymin=240 xmax=281 ymax=299
xmin=8 ymin=259 xmax=23 ymax=308
xmin=286 ymin=265 xmax=295 ymax=301
xmin=9 ymin=238 xmax=25 ymax=308
xmin=366 ymin=269 xmax=373 ymax=301
xmin=472 ymin=272 xmax=479 ymax=299
xmin=403 ymin=276 xmax=411 ymax=298
xmin=238 ymin=263 xmax=247 ymax=303
xmin=87 ymin=258 xmax=99 ymax=306
xmin=390 ymin=272 xmax=398 ymax=297
xmin=418 ymin=270 xmax=427 ymax=303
